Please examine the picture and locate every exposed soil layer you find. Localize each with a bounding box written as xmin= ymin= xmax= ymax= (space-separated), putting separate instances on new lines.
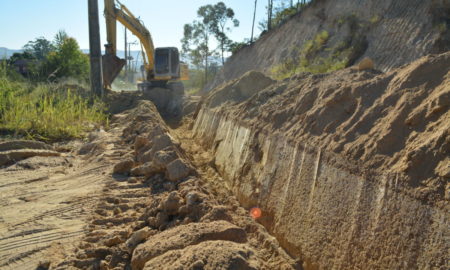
xmin=203 ymin=52 xmax=450 ymax=204
xmin=1 ymin=53 xmax=448 ymax=269
xmin=43 ymin=101 xmax=299 ymax=270
xmin=191 ymin=52 xmax=450 ymax=269
xmin=206 ymin=0 xmax=450 ymax=91
xmin=0 ymin=139 xmax=115 ymax=269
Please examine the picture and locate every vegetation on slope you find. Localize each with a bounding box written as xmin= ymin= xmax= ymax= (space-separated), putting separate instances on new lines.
xmin=271 ymin=14 xmax=369 ymax=79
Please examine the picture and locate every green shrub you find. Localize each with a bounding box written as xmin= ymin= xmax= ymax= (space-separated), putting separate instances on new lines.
xmin=437 ymin=22 xmax=447 ymax=33
xmin=315 ymin=30 xmax=329 ymax=47
xmin=229 ymin=40 xmax=251 ymax=55
xmin=186 ymin=88 xmax=201 ymax=96
xmin=369 ymin=15 xmax=381 ymax=24
xmin=43 ymin=37 xmax=89 ymax=82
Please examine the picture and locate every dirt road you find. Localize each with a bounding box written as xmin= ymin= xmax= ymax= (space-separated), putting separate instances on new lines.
xmin=0 ymin=127 xmax=126 ymax=269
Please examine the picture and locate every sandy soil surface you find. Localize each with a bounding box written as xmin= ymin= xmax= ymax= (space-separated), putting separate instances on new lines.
xmin=0 ymin=125 xmax=127 ymax=269
xmin=0 ymin=101 xmax=299 ymax=269
xmin=203 ymin=52 xmax=450 ymax=205
xmin=1 ymin=52 xmax=446 ymax=269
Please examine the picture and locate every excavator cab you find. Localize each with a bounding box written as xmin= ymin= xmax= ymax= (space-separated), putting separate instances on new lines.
xmin=103 ymin=47 xmax=183 ymax=88
xmin=154 ymin=47 xmax=180 ymax=79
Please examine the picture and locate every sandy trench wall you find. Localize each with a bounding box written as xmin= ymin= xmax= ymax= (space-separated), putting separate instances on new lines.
xmin=205 ymin=0 xmax=448 ymax=92
xmin=192 ymin=108 xmax=449 ymax=269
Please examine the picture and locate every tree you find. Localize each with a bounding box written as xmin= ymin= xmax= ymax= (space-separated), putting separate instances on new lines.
xmin=8 ymin=51 xmax=35 ymax=63
xmin=23 ymin=37 xmax=55 ymax=60
xmin=54 ymin=29 xmax=69 ymax=49
xmin=6 ymin=51 xmax=38 ymax=78
xmin=43 ymin=37 xmax=89 ymax=81
xmin=181 ymin=21 xmax=214 ymax=86
xmin=197 ymin=2 xmax=239 ymax=65
xmin=259 ymin=0 xmax=304 ymax=31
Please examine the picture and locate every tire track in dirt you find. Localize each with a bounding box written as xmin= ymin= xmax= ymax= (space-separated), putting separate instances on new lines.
xmin=0 ymin=125 xmax=126 ymax=269
xmin=0 ymin=158 xmax=111 ymax=269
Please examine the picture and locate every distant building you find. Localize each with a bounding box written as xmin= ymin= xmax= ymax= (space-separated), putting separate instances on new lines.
xmin=13 ymin=59 xmax=30 ymax=76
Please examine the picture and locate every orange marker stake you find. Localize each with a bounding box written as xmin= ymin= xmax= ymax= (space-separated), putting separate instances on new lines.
xmin=250 ymin=207 xmax=262 ymax=219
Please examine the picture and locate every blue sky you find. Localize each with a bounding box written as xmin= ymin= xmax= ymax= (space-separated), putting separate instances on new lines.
xmin=0 ymin=0 xmax=270 ymax=52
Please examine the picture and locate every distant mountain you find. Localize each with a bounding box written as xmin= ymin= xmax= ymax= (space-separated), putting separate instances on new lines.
xmin=0 ymin=47 xmax=22 ymax=59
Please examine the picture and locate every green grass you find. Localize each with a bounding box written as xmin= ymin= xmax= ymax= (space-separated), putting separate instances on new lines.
xmin=271 ymin=30 xmax=347 ymax=80
xmin=271 ymin=53 xmax=348 ymax=80
xmin=0 ymin=61 xmax=108 ymax=141
xmin=186 ymin=87 xmax=201 ymax=96
xmin=437 ymin=22 xmax=447 ymax=34
xmin=369 ymin=15 xmax=381 ymax=24
xmin=271 ymin=18 xmax=369 ymax=80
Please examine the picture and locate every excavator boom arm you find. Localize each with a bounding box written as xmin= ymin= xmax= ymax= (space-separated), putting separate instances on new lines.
xmin=114 ymin=5 xmax=155 ymax=74
xmin=104 ymin=0 xmax=155 ymax=80
xmin=102 ymin=0 xmax=186 ymax=88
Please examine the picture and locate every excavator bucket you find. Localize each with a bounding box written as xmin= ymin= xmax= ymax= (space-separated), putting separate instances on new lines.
xmin=102 ymin=54 xmax=126 ymax=87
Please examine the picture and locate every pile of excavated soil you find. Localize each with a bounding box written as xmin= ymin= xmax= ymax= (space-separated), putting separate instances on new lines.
xmin=204 ymin=71 xmax=275 ymax=109
xmin=48 ymin=101 xmax=298 ymax=270
xmin=202 ymin=52 xmax=450 ymax=204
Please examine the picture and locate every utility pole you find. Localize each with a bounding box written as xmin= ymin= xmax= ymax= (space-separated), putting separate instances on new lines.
xmin=88 ymin=0 xmax=103 ymax=97
xmin=124 ymin=26 xmax=128 ymax=78
xmin=251 ymin=0 xmax=257 ymax=43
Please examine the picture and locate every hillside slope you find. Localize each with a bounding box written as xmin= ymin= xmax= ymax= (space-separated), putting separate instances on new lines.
xmin=206 ymin=0 xmax=449 ymax=91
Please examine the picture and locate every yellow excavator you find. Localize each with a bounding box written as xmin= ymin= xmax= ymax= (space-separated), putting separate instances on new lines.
xmin=102 ymin=0 xmax=188 ymax=94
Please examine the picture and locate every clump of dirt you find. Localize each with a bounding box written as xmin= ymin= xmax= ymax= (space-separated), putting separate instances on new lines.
xmin=48 ymin=101 xmax=298 ymax=270
xmin=0 ymin=140 xmax=61 ymax=167
xmin=203 ymin=52 xmax=450 ymax=203
xmin=203 ymin=71 xmax=275 ymax=108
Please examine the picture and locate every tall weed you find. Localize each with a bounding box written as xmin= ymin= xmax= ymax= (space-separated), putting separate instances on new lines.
xmin=0 ymin=63 xmax=107 ymax=141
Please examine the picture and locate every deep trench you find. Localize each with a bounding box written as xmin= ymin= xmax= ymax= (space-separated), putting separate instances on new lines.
xmin=167 ymin=106 xmax=449 ymax=270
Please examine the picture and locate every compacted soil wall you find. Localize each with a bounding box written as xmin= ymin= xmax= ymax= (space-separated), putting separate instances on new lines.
xmin=192 ymin=109 xmax=449 ymax=269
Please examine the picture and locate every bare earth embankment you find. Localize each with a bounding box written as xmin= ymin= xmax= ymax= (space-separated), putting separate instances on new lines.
xmin=0 ymin=51 xmax=448 ymax=269
xmin=193 ymin=52 xmax=449 ymax=269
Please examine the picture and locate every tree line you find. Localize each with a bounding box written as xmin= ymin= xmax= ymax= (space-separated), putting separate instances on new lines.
xmin=5 ymin=30 xmax=89 ymax=82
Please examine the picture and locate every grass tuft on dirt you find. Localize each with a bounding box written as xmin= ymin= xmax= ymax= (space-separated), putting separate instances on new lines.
xmin=0 ymin=62 xmax=108 ymax=141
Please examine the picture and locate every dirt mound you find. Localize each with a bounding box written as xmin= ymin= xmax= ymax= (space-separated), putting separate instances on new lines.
xmin=142 ymin=241 xmax=261 ymax=270
xmin=48 ymin=101 xmax=298 ymax=270
xmin=105 ymin=88 xmax=184 ymax=119
xmin=205 ymin=52 xmax=450 ymax=203
xmin=0 ymin=140 xmax=52 ymax=151
xmin=0 ymin=140 xmax=60 ymax=167
xmin=131 ymin=220 xmax=247 ymax=269
xmin=204 ymin=71 xmax=275 ymax=108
